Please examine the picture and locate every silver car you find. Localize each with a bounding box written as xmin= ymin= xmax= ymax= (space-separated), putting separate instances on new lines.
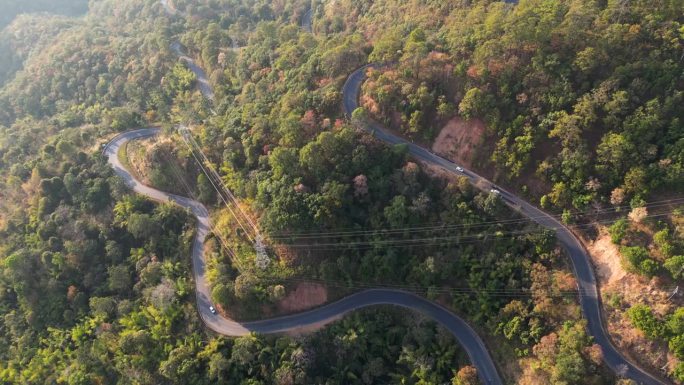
xmin=209 ymin=305 xmax=217 ymax=314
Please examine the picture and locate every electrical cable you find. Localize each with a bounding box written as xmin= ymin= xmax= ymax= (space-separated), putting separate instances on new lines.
xmin=265 ymin=197 xmax=684 ymax=239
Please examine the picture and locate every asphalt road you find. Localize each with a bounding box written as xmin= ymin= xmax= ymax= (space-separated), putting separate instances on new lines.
xmin=301 ymin=8 xmax=312 ymax=33
xmin=142 ymin=2 xmax=665 ymax=383
xmin=343 ymin=64 xmax=668 ymax=385
xmin=170 ymin=42 xmax=215 ymax=101
xmin=153 ymin=7 xmax=499 ymax=383
xmin=161 ymin=1 xmax=214 ymax=101
xmin=103 ymin=128 xmax=503 ymax=385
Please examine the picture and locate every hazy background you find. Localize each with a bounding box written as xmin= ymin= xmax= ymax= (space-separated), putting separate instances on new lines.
xmin=0 ymin=0 xmax=89 ymax=29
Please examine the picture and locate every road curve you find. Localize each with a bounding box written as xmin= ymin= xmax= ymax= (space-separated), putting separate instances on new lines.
xmin=156 ymin=2 xmax=663 ymax=383
xmin=343 ymin=64 xmax=668 ymax=385
xmin=107 ymin=2 xmax=503 ymax=384
xmin=170 ymin=42 xmax=214 ymax=101
xmin=103 ymin=128 xmax=503 ymax=385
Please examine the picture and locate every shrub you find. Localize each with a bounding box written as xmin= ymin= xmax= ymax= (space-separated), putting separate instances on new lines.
xmin=627 ymin=304 xmax=664 ymax=339
xmin=609 ymin=218 xmax=629 ymax=244
xmin=664 ymin=255 xmax=684 ymax=279
xmin=620 ymin=246 xmax=659 ymax=276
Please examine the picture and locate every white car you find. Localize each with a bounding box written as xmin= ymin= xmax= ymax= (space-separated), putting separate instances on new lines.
xmin=490 ymin=188 xmax=500 ymax=195
xmin=209 ymin=305 xmax=217 ymax=314
xmin=455 ymin=166 xmax=464 ymax=172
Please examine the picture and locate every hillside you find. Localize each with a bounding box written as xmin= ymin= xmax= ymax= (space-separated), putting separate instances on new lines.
xmin=0 ymin=0 xmax=682 ymax=384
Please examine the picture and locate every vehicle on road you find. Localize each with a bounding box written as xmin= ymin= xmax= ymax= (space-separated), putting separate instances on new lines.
xmin=490 ymin=188 xmax=500 ymax=195
xmin=105 ymin=129 xmax=504 ymax=385
xmin=455 ymin=166 xmax=464 ymax=172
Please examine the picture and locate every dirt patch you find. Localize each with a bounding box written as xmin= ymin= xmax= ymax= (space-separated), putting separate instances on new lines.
xmin=277 ymin=282 xmax=328 ymax=313
xmin=515 ymin=358 xmax=549 ymax=385
xmin=581 ymin=225 xmax=677 ymax=381
xmin=586 ymin=228 xmax=627 ymax=286
xmin=603 ymin=277 xmax=675 ymax=378
xmin=431 ymin=116 xmax=485 ymax=168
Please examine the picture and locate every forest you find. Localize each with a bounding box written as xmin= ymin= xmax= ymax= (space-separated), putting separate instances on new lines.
xmin=0 ymin=0 xmax=683 ymax=384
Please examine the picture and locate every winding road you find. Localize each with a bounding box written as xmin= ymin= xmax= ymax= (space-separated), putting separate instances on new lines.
xmin=131 ymin=1 xmax=669 ymax=384
xmin=301 ymin=8 xmax=312 ymax=33
xmin=171 ymin=42 xmax=214 ymax=101
xmin=104 ymin=129 xmax=502 ymax=385
xmin=343 ymin=65 xmax=667 ymax=385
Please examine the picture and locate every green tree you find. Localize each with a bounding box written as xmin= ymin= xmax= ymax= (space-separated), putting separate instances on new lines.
xmin=664 ymin=256 xmax=684 ymax=279
xmin=620 ymin=246 xmax=658 ymax=276
xmin=166 ymin=62 xmax=196 ymax=95
xmin=595 ymin=132 xmax=635 ymax=185
xmin=673 ymin=362 xmax=684 ymax=382
xmin=553 ymin=322 xmax=589 ymax=384
xmin=669 ymin=335 xmax=684 ymax=360
xmin=627 ymin=304 xmax=664 ymax=339
xmin=384 ymin=195 xmax=408 ymax=228
xmin=458 ymin=88 xmax=486 ymax=120
xmin=127 ymin=213 xmax=158 ymax=240
xmin=667 ymin=307 xmax=684 ymax=335
xmin=108 ymin=265 xmax=132 ymax=293
xmin=196 ymin=173 xmax=216 ymax=204
xmin=89 ymin=297 xmax=117 ymax=318
xmin=609 ymin=218 xmax=629 ymax=244
xmin=208 ymin=353 xmax=230 ymax=381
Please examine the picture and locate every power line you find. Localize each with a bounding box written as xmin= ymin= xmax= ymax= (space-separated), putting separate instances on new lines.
xmin=161 ymin=150 xmax=250 ymax=273
xmin=265 ymin=197 xmax=684 ymax=239
xmin=181 ymin=126 xmax=257 ymax=232
xmin=159 ymin=20 xmax=682 ymax=306
xmin=162 ymin=149 xmax=541 ymax=295
xmin=247 ymin=275 xmax=681 ymax=299
xmin=178 ymin=128 xmax=256 ymax=243
xmin=163 ymin=143 xmax=676 ymax=263
xmin=266 ymin=212 xmax=676 ymax=250
xmin=159 ymin=138 xmax=682 ymax=302
xmin=164 ymin=134 xmax=680 ymax=298
xmin=179 ymin=127 xmax=272 ymax=268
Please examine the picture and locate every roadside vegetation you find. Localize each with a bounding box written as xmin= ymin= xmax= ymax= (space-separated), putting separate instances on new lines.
xmin=0 ymin=0 xmax=682 ymax=384
xmin=594 ymin=205 xmax=684 ymax=377
xmin=354 ymin=1 xmax=684 ymax=211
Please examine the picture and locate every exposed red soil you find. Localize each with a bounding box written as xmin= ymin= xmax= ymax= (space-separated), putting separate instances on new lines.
xmin=277 ymin=282 xmax=328 ymax=313
xmin=431 ymin=116 xmax=486 ymax=169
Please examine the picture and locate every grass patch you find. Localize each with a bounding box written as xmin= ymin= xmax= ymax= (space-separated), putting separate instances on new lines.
xmin=117 ymin=139 xmax=131 ymax=170
xmin=116 ymin=139 xmax=144 ymax=181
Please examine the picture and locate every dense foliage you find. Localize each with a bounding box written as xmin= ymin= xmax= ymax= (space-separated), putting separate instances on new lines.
xmin=1 ymin=0 xmax=682 ymax=384
xmin=163 ymin=0 xmax=613 ymax=383
xmin=627 ymin=305 xmax=684 ymax=381
xmin=0 ymin=0 xmax=177 ymax=126
xmin=354 ymin=0 xmax=684 ymax=211
xmin=0 ymin=14 xmax=78 ymax=86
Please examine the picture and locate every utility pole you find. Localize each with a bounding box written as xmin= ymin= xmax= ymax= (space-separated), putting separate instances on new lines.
xmin=255 ymin=234 xmax=270 ymax=269
xmin=667 ymin=286 xmax=679 ymax=301
xmin=179 ymin=125 xmax=272 ymax=271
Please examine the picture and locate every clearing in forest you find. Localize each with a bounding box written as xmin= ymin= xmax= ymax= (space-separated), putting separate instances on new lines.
xmin=431 ymin=116 xmax=485 ymax=168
